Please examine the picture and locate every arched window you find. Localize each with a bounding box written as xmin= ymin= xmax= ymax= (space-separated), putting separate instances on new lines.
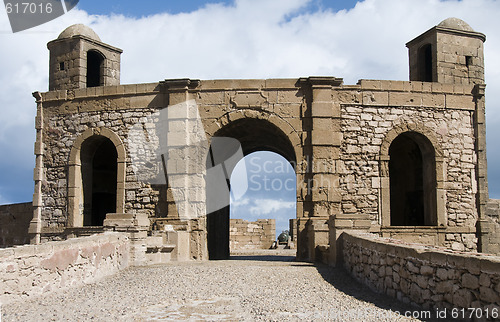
xmin=81 ymin=136 xmax=117 ymax=226
xmin=389 ymin=132 xmax=437 ymax=226
xmin=417 ymin=44 xmax=433 ymax=82
xmin=87 ymin=50 xmax=104 ymax=87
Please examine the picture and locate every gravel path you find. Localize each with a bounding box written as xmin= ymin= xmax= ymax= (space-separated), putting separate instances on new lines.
xmin=3 ymin=250 xmax=421 ymax=321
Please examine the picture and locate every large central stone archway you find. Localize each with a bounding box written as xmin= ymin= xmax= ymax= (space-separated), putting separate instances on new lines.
xmin=206 ymin=117 xmax=298 ymax=260
xmin=159 ymin=77 xmax=340 ymax=263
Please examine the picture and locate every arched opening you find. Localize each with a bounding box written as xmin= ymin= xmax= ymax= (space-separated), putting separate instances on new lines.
xmin=87 ymin=50 xmax=104 ymax=87
xmin=81 ymin=136 xmax=117 ymax=226
xmin=206 ymin=118 xmax=297 ymax=260
xmin=229 ymin=151 xmax=296 ymax=253
xmin=417 ymin=44 xmax=433 ymax=82
xmin=389 ymin=132 xmax=437 ymax=226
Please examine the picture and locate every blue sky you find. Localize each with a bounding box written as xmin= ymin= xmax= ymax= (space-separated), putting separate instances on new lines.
xmin=230 ymin=151 xmax=296 ymax=237
xmin=1 ymin=0 xmax=500 ymax=234
xmin=76 ymin=0 xmax=360 ymax=17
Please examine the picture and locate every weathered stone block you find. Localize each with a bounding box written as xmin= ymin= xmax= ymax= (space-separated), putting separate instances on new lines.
xmin=462 ymin=273 xmax=479 ymax=290
xmin=362 ymin=91 xmax=389 ymax=105
xmin=388 ymin=92 xmax=422 ymax=106
xmin=480 ymin=286 xmax=500 ymax=303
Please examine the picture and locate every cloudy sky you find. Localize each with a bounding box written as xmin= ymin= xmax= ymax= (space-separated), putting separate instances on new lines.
xmin=1 ymin=0 xmax=500 ymax=235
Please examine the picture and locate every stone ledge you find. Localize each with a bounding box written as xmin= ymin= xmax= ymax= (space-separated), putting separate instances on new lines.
xmin=41 ymin=83 xmax=161 ymax=102
xmin=357 ymin=79 xmax=474 ymax=95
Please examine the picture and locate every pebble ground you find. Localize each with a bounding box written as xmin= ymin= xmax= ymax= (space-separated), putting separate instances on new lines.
xmin=3 ymin=250 xmax=421 ymax=321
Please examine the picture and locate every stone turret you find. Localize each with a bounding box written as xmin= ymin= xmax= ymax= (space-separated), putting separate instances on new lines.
xmin=406 ymin=17 xmax=485 ymax=85
xmin=47 ymin=24 xmax=122 ymax=91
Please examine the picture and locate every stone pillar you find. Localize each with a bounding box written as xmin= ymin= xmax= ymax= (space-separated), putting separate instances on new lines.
xmin=157 ymin=79 xmax=209 ymax=260
xmin=104 ymin=213 xmax=150 ymax=265
xmin=328 ymin=215 xmax=337 ymax=267
xmin=29 ymin=92 xmax=43 ymax=244
xmin=473 ymin=84 xmax=493 ymax=253
xmin=298 ymin=77 xmax=343 ymax=262
xmin=307 ymin=218 xmax=330 ymax=263
xmin=160 ymin=79 xmax=203 ymax=221
xmin=188 ymin=217 xmax=208 ymax=260
xmin=289 ymin=218 xmax=297 ymax=242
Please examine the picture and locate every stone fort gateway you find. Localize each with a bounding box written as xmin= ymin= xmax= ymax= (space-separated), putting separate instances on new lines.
xmin=2 ymin=17 xmax=500 ymax=311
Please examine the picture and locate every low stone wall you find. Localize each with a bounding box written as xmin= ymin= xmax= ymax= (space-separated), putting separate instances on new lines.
xmin=0 ymin=202 xmax=33 ymax=247
xmin=0 ymin=232 xmax=129 ymax=304
xmin=230 ymin=219 xmax=275 ymax=250
xmin=342 ymin=232 xmax=500 ymax=314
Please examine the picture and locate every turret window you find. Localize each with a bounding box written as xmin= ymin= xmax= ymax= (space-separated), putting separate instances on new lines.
xmin=466 ymin=56 xmax=472 ymax=69
xmin=417 ymin=44 xmax=433 ymax=82
xmin=87 ymin=50 xmax=105 ymax=87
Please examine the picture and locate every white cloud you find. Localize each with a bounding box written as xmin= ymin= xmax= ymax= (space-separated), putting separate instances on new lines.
xmin=2 ymin=0 xmax=500 ymax=201
xmin=231 ymin=197 xmax=250 ymax=208
xmin=231 ymin=197 xmax=295 ymax=216
xmin=249 ymin=198 xmax=295 ymax=216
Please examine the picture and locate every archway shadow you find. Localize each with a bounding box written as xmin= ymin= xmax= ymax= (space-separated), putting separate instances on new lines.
xmin=315 ymin=264 xmax=437 ymax=322
xmin=229 ymin=254 xmax=296 ymax=262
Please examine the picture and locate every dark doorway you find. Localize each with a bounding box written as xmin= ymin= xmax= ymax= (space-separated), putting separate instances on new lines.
xmin=207 ymin=205 xmax=230 ymax=260
xmin=81 ymin=136 xmax=117 ymax=226
xmin=87 ymin=50 xmax=104 ymax=87
xmin=417 ymin=44 xmax=433 ymax=82
xmin=389 ymin=132 xmax=436 ymax=226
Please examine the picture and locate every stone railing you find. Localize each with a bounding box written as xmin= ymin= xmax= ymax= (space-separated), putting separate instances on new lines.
xmin=0 ymin=232 xmax=129 ymax=304
xmin=342 ymin=232 xmax=500 ymax=316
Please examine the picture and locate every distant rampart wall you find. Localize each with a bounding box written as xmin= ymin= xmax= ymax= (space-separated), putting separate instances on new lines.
xmin=0 ymin=202 xmax=32 ymax=247
xmin=230 ymin=219 xmax=275 ymax=250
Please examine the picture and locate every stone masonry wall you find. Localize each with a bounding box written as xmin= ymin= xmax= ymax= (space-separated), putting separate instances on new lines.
xmin=342 ymin=232 xmax=500 ymax=317
xmin=0 ymin=232 xmax=129 ymax=304
xmin=0 ymin=202 xmax=32 ymax=247
xmin=41 ymin=84 xmax=164 ymax=230
xmin=37 ymin=78 xmax=483 ymax=258
xmin=39 ymin=80 xmax=304 ymax=231
xmin=341 ymin=105 xmax=476 ymax=222
xmin=339 ymin=80 xmax=478 ymax=251
xmin=229 ymin=219 xmax=275 ymax=250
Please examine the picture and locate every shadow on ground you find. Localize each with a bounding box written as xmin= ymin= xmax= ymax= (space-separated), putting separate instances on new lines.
xmin=229 ymin=255 xmax=296 ymax=262
xmin=228 ymin=249 xmax=297 ymax=262
xmin=229 ymin=252 xmax=435 ymax=321
xmin=315 ymin=264 xmax=442 ymax=322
